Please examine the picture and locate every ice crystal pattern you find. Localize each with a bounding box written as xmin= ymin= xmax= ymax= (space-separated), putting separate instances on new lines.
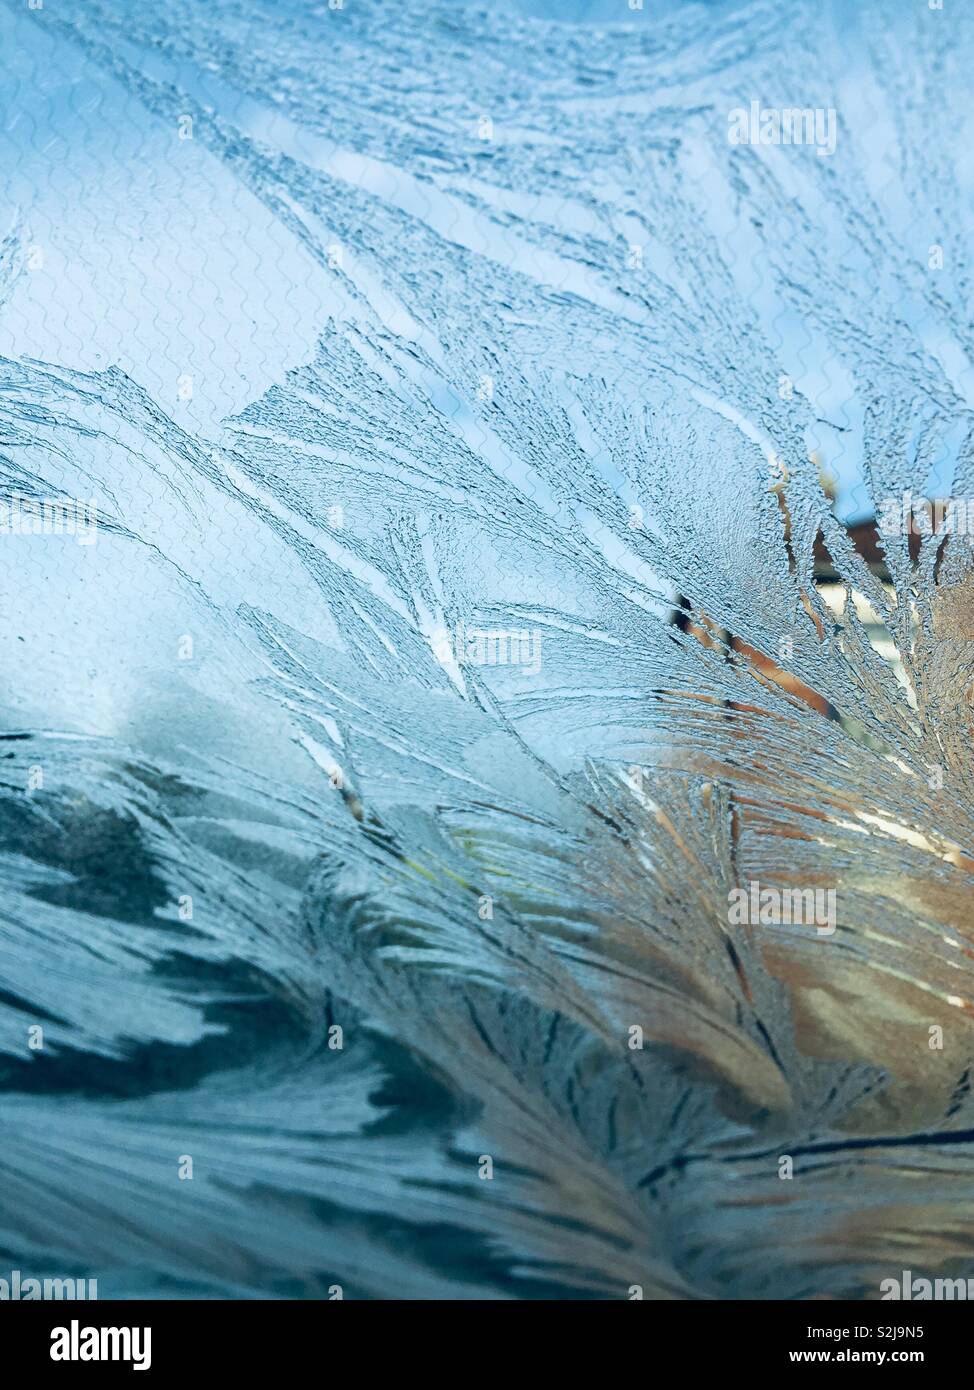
xmin=2 ymin=0 xmax=974 ymax=1299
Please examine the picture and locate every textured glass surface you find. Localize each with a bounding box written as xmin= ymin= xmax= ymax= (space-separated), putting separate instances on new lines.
xmin=2 ymin=0 xmax=973 ymax=1300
